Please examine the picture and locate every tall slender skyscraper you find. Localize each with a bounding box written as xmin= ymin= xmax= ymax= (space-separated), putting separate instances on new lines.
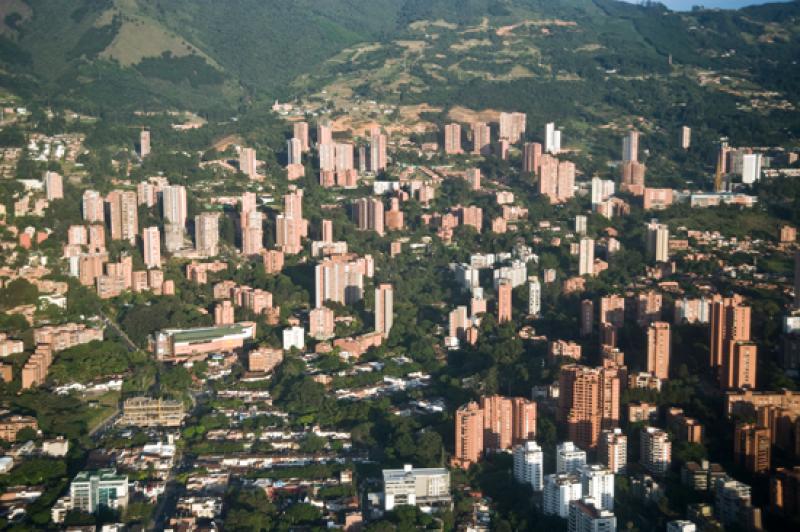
xmin=142 ymin=226 xmax=161 ymax=269
xmin=195 ymin=213 xmax=220 ymax=257
xmin=375 ymin=283 xmax=394 ymax=338
xmin=579 ymin=237 xmax=595 ymax=277
xmin=140 ymin=129 xmax=151 ymax=158
xmin=240 ymin=147 xmax=258 ymax=180
xmin=107 ymin=190 xmax=138 ymax=245
xmin=472 ymin=122 xmax=491 ymax=155
xmin=444 ymin=123 xmax=463 ymax=155
xmin=293 ymin=121 xmax=309 ymax=152
xmin=287 ymin=138 xmax=303 ymax=165
xmin=83 ymin=190 xmax=104 ymax=223
xmin=497 ymin=279 xmax=513 ymax=324
xmin=162 ymin=185 xmax=187 ymax=227
xmin=528 ymin=276 xmax=541 ymax=317
xmin=647 ymin=322 xmax=671 ymax=379
xmin=622 ymin=130 xmax=639 ymax=163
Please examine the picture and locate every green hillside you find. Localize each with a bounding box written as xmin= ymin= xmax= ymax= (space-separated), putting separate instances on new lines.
xmin=0 ymin=0 xmax=798 ymax=115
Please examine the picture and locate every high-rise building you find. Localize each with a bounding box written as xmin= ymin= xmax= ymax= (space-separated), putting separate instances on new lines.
xmin=454 ymin=395 xmax=537 ymax=468
xmin=375 ymin=284 xmax=394 ymax=338
xmin=647 ymin=321 xmax=671 ymax=379
xmin=195 ymin=213 xmax=219 ymax=257
xmin=513 ymin=440 xmax=544 ymax=491
xmin=287 ymin=137 xmax=303 ymax=165
xmin=308 ymin=306 xmax=335 ymax=340
xmin=353 ymin=197 xmax=385 ymax=236
xmin=107 ymin=190 xmax=138 ymax=245
xmin=600 ymin=295 xmax=625 ymax=328
xmin=242 ymin=210 xmax=264 ymax=256
xmin=559 ymin=365 xmax=620 ymax=450
xmin=214 ymin=300 xmax=235 ymax=326
xmin=314 ymin=256 xmax=367 ymax=308
xmin=641 ymin=426 xmax=671 ymax=475
xmin=557 ymin=442 xmax=587 ymax=474
xmin=646 ymin=222 xmax=670 ymax=263
xmin=142 ymin=227 xmax=161 ymax=269
xmin=369 ymin=133 xmax=388 ymax=173
xmin=724 ymin=341 xmax=758 ymax=390
xmin=543 ymin=473 xmax=583 ymax=518
xmin=454 ymin=401 xmax=484 ymax=468
xmin=275 ymin=215 xmax=304 ymax=255
xmin=69 ymin=469 xmax=129 ymax=514
xmin=239 ymin=147 xmax=258 ymax=180
xmin=620 ymin=161 xmax=646 ymax=196
xmin=321 ymin=219 xmax=334 ymax=243
xmin=162 ymin=185 xmax=187 ymax=227
xmin=545 ymin=122 xmax=562 ymax=154
xmin=472 ymin=122 xmax=491 ymax=155
xmin=528 ymin=276 xmax=541 ymax=317
xmin=466 ymin=168 xmax=481 ymax=191
xmin=557 ymin=161 xmax=576 ymax=202
xmin=581 ymin=299 xmax=594 ymax=337
xmin=335 ymin=142 xmax=355 ymax=171
xmin=522 ymin=142 xmax=542 ymax=176
xmin=140 ymin=129 xmax=151 ymax=158
xmin=44 ymin=171 xmax=63 ymax=200
xmin=591 ymin=178 xmax=615 ymax=205
xmin=598 ymin=428 xmax=627 ymax=473
xmin=82 ymin=190 xmax=105 ymax=223
xmin=580 ymin=465 xmax=615 ymax=511
xmin=448 ymin=306 xmax=470 ymax=343
xmin=579 ymin=237 xmax=595 ymax=277
xmin=681 ymin=126 xmax=692 ymax=150
xmin=499 ymin=112 xmax=526 ymax=143
xmin=317 ymin=122 xmax=333 ymax=146
xmin=568 ymin=497 xmax=617 ymax=532
xmin=734 ymin=423 xmax=771 ymax=473
xmin=497 ymin=279 xmax=513 ymax=323
xmin=710 ymin=295 xmax=752 ymax=376
xmin=294 ymin=121 xmax=309 ymax=152
xmin=575 ymin=215 xmax=588 ymax=236
xmin=622 ymin=130 xmax=639 ymax=163
xmin=444 ymin=123 xmax=462 ymax=155
xmin=742 ymin=153 xmax=762 ymax=184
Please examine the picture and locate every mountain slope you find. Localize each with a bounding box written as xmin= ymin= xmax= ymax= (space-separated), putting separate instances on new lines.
xmin=0 ymin=0 xmax=797 ymax=113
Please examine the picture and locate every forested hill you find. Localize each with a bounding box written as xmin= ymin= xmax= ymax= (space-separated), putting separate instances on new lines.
xmin=0 ymin=0 xmax=798 ymax=112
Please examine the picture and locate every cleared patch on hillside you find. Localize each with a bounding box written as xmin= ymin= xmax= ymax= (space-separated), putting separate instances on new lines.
xmin=98 ymin=11 xmax=208 ymax=67
xmin=447 ymin=107 xmax=501 ymax=124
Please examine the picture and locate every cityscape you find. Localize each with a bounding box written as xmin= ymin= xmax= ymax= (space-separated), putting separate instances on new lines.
xmin=0 ymin=0 xmax=799 ymax=531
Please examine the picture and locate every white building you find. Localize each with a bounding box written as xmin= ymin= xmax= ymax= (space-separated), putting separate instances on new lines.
xmin=382 ymin=465 xmax=451 ymax=511
xmin=69 ymin=469 xmax=129 ymax=514
xmin=741 ymin=153 xmax=762 ymax=184
xmin=591 ymin=178 xmax=615 ymax=206
xmin=568 ymin=497 xmax=617 ymax=532
xmin=453 ymin=263 xmax=481 ymax=292
xmin=543 ymin=473 xmax=583 ymax=518
xmin=557 ymin=442 xmax=587 ymax=474
xmin=282 ymin=326 xmax=305 ymax=351
xmin=545 ymin=122 xmax=562 ymax=154
xmin=641 ymin=427 xmax=671 ymax=475
xmin=513 ymin=440 xmax=544 ymax=491
xmin=646 ymin=222 xmax=670 ymax=263
xmin=493 ymin=260 xmax=528 ymax=288
xmin=578 ymin=238 xmax=594 ymax=277
xmin=580 ymin=464 xmax=614 ymax=511
xmin=575 ymin=215 xmax=587 ymax=236
xmin=528 ymin=276 xmax=541 ymax=317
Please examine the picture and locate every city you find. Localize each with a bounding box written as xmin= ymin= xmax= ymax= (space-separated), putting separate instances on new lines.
xmin=0 ymin=1 xmax=799 ymax=531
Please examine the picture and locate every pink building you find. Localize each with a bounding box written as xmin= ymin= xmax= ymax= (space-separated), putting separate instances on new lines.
xmin=444 ymin=123 xmax=462 ymax=155
xmin=472 ymin=122 xmax=491 ymax=155
xmin=642 ymin=188 xmax=674 ymax=210
xmin=309 ymin=307 xmax=335 ymax=340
